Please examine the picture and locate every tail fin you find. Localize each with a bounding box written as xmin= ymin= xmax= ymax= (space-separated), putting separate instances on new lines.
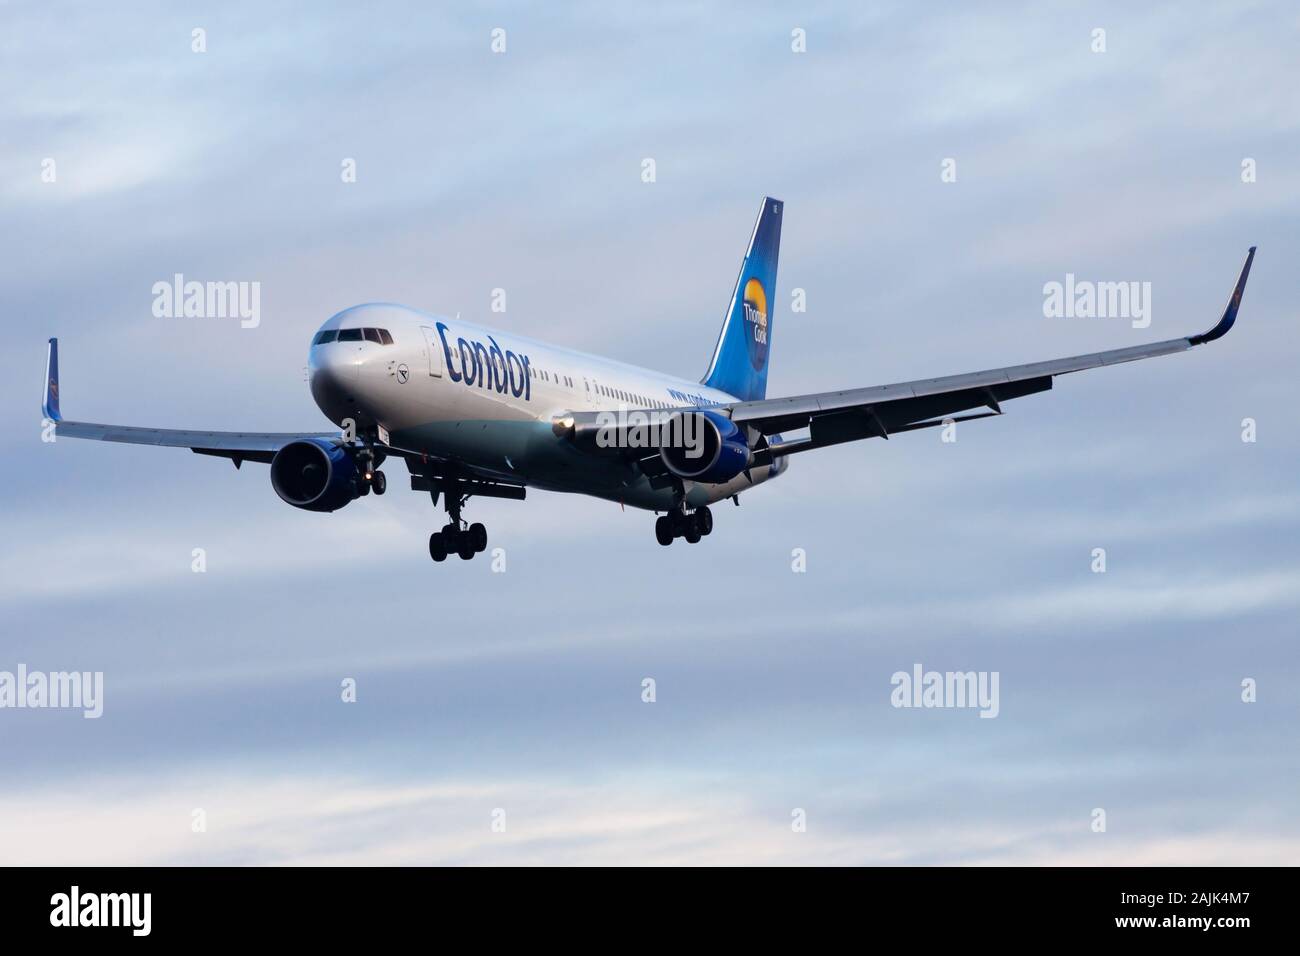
xmin=702 ymin=197 xmax=782 ymax=401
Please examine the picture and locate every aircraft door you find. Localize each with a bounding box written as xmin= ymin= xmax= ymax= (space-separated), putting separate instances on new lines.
xmin=421 ymin=326 xmax=444 ymax=377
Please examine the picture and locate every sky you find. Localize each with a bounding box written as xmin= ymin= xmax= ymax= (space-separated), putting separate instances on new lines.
xmin=1 ymin=1 xmax=1298 ymax=865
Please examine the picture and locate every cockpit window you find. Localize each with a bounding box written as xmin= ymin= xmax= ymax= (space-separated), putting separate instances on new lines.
xmin=337 ymin=328 xmax=363 ymax=342
xmin=313 ymin=330 xmax=338 ymax=345
xmin=363 ymin=327 xmax=383 ymax=344
xmin=377 ymin=328 xmax=394 ymax=345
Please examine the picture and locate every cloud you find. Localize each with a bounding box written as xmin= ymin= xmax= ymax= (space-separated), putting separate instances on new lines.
xmin=3 ymin=767 xmax=1295 ymax=866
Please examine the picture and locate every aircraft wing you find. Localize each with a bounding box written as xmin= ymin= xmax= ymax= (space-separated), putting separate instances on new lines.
xmin=736 ymin=247 xmax=1255 ymax=459
xmin=40 ymin=338 xmax=338 ymax=466
xmin=40 ymin=337 xmax=527 ymax=492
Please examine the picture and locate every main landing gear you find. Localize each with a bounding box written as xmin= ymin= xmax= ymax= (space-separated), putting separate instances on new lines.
xmin=655 ymin=505 xmax=712 ymax=546
xmin=428 ymin=521 xmax=487 ymax=562
xmin=427 ymin=486 xmax=488 ymax=562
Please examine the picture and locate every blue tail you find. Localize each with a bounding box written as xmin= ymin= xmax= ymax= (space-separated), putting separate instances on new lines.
xmin=702 ymin=197 xmax=782 ymax=402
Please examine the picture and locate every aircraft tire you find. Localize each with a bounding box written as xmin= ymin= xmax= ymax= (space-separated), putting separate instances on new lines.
xmin=429 ymin=532 xmax=448 ymax=562
xmin=655 ymin=516 xmax=674 ymax=546
xmin=469 ymin=522 xmax=488 ymax=553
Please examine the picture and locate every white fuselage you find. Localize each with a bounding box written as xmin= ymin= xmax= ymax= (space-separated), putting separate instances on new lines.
xmin=307 ymin=303 xmax=786 ymax=510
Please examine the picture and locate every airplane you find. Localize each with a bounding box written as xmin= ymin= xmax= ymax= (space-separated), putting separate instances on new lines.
xmin=42 ymin=198 xmax=1255 ymax=563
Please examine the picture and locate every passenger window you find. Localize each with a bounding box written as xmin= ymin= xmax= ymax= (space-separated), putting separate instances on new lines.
xmin=378 ymin=329 xmax=394 ymax=345
xmin=314 ymin=330 xmax=338 ymax=345
xmin=363 ymin=328 xmax=382 ymax=344
xmin=338 ymin=328 xmax=363 ymax=342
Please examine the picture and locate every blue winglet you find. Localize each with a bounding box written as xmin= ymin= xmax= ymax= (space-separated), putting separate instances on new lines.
xmin=43 ymin=337 xmax=61 ymax=421
xmin=1189 ymin=246 xmax=1255 ymax=346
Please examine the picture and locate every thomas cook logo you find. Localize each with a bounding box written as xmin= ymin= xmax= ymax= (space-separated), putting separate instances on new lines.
xmin=742 ymin=277 xmax=768 ymax=370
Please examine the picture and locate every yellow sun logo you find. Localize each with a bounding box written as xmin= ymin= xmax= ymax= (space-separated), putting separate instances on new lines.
xmin=743 ymin=277 xmax=767 ymax=329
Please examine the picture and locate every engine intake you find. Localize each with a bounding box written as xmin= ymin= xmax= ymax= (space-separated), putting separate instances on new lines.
xmin=658 ymin=410 xmax=751 ymax=484
xmin=270 ymin=439 xmax=358 ymax=512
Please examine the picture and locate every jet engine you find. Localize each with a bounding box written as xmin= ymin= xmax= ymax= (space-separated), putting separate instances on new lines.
xmin=270 ymin=439 xmax=359 ymax=512
xmin=658 ymin=410 xmax=751 ymax=484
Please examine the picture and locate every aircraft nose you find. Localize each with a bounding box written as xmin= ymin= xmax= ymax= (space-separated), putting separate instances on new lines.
xmin=309 ymin=342 xmax=359 ymax=411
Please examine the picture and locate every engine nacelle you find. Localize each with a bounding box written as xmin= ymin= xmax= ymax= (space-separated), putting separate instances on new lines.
xmin=659 ymin=410 xmax=751 ymax=484
xmin=270 ymin=439 xmax=358 ymax=512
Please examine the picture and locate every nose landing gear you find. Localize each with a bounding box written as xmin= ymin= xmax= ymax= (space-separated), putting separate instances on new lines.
xmin=348 ymin=437 xmax=387 ymax=497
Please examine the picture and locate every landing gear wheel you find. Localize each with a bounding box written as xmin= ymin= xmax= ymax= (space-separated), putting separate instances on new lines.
xmin=683 ymin=517 xmax=702 ymax=544
xmin=457 ymin=534 xmax=476 ymax=560
xmin=696 ymin=506 xmax=713 ymax=536
xmin=371 ymin=470 xmax=387 ymax=495
xmin=655 ymin=516 xmax=674 ymax=546
xmin=469 ymin=522 xmax=488 ymax=553
xmin=428 ymin=531 xmax=448 ymax=562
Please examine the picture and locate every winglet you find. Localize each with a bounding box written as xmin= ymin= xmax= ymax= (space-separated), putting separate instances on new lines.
xmin=1188 ymin=246 xmax=1255 ymax=346
xmin=43 ymin=337 xmax=61 ymax=421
